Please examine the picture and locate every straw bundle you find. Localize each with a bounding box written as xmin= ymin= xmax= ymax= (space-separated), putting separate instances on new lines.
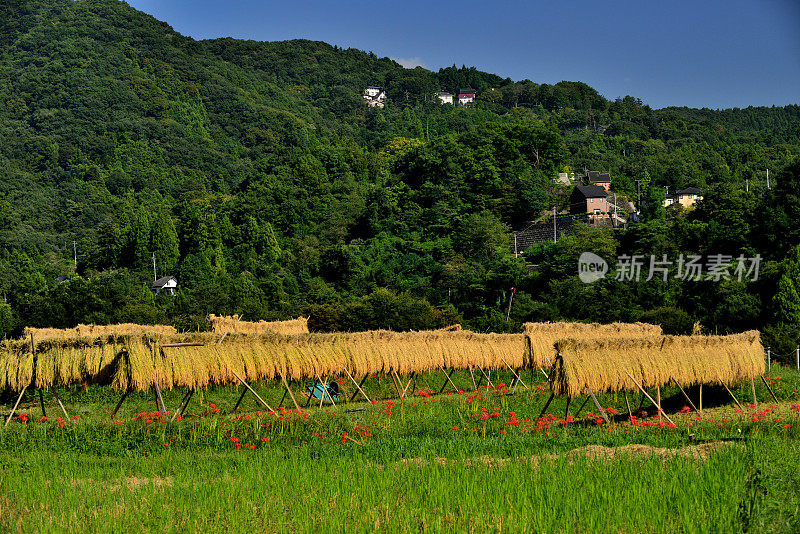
xmin=550 ymin=331 xmax=765 ymax=397
xmin=24 ymin=324 xmax=176 ymax=341
xmin=209 ymin=315 xmax=309 ymax=335
xmin=0 ymin=328 xmax=524 ymax=392
xmin=523 ymin=322 xmax=663 ymax=369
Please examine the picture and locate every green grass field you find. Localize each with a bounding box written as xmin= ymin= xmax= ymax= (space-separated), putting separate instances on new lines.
xmin=1 ymin=366 xmax=799 ymax=532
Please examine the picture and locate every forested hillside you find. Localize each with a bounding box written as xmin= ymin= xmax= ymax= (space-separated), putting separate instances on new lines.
xmin=0 ymin=0 xmax=798 ymax=356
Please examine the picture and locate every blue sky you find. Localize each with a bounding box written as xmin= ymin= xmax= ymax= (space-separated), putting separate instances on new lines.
xmin=126 ymin=0 xmax=800 ymax=110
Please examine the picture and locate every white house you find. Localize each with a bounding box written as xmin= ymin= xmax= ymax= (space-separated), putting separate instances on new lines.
xmin=457 ymin=88 xmax=475 ymax=105
xmin=436 ymin=91 xmax=454 ymax=105
xmin=363 ymin=86 xmax=382 ymax=98
xmin=152 ymin=275 xmax=178 ymax=296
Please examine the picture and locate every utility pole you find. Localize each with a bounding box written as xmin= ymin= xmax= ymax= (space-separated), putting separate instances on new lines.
xmin=72 ymin=241 xmax=77 ymax=268
xmin=745 ymin=178 xmax=749 ymax=192
xmin=553 ymin=207 xmax=557 ymax=243
xmin=635 ymin=179 xmax=642 ymax=213
xmin=152 ymin=252 xmax=157 ymax=282
xmin=766 ymin=169 xmax=770 ymax=190
xmin=613 ymin=193 xmax=618 ymax=228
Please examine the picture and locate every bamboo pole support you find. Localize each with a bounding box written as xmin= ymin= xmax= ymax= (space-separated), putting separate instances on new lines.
xmin=477 ymin=367 xmax=493 ymax=388
xmin=699 ymin=384 xmax=703 ymax=413
xmin=320 ymin=376 xmax=336 ymax=407
xmin=229 ymin=368 xmax=275 ymax=413
xmin=670 ymin=377 xmax=699 ymax=413
xmin=751 ymin=378 xmax=758 ymax=405
xmin=304 ymin=378 xmax=319 ymax=408
xmin=501 ymin=358 xmax=529 ymax=390
xmin=623 ymin=393 xmax=632 ymax=419
xmin=280 ymin=373 xmax=301 ymax=412
xmin=112 ymin=390 xmax=129 ymax=417
xmin=586 ymin=387 xmax=610 ymax=424
xmin=723 ymin=383 xmax=745 ymax=411
xmin=468 ymin=366 xmax=477 ymax=391
xmin=53 ymin=389 xmax=70 ymax=421
xmin=574 ymin=395 xmax=591 ymax=417
xmin=402 ymin=372 xmax=416 ymax=397
xmin=38 ymin=389 xmax=46 ymax=418
xmin=153 ymin=382 xmax=167 ymax=414
xmin=390 ymin=371 xmax=404 ymax=399
xmin=564 ymin=396 xmax=571 ymax=417
xmin=656 ymin=386 xmax=661 ymax=419
xmin=231 ymin=386 xmax=248 ymax=412
xmin=538 ymin=392 xmax=555 ymax=418
xmin=344 ymin=369 xmax=371 ymax=404
xmin=622 ymin=369 xmax=676 ymax=426
xmin=5 ymin=386 xmax=27 ymax=427
xmin=759 ymin=376 xmax=779 ymax=404
xmin=171 ymin=389 xmax=194 ymax=422
xmin=439 ymin=369 xmax=458 ymax=394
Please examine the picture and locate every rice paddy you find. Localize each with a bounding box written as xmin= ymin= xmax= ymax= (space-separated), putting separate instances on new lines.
xmin=2 ymin=321 xmax=797 ymax=532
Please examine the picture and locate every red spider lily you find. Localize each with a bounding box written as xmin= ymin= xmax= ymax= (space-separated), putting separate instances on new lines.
xmin=16 ymin=413 xmax=29 ymax=423
xmin=451 ymin=426 xmax=459 ymax=430
xmin=340 ymin=431 xmax=348 ymax=443
xmin=606 ymin=408 xmax=619 ymax=416
xmin=679 ymin=406 xmax=691 ymax=413
xmin=783 ymin=424 xmax=791 ymax=429
xmin=594 ymin=418 xmax=604 ymax=425
xmin=38 ymin=416 xmax=48 ymax=423
xmin=70 ymin=415 xmax=80 ymax=420
xmin=791 ymin=404 xmax=800 ymax=412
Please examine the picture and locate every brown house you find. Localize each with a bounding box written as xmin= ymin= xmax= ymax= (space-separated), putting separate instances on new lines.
xmin=570 ymin=185 xmax=609 ymax=218
xmin=584 ymin=170 xmax=611 ymax=191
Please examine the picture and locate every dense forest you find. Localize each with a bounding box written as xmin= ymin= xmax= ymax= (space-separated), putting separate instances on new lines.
xmin=1 ymin=0 xmax=799 ymax=359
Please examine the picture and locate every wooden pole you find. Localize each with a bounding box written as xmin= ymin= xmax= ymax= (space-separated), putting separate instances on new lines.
xmin=5 ymin=386 xmax=27 ymax=427
xmin=153 ymin=382 xmax=167 ymax=414
xmin=538 ymin=392 xmax=555 ymax=418
xmin=280 ymin=373 xmax=301 ymax=412
xmin=723 ymin=383 xmax=745 ymax=411
xmin=402 ymin=372 xmax=416 ymax=397
xmin=161 ymin=342 xmax=205 ymax=348
xmin=171 ymin=389 xmax=194 ymax=422
xmin=231 ymin=386 xmax=248 ymax=413
xmin=344 ymin=369 xmax=371 ymax=404
xmin=53 ymin=389 xmax=70 ymax=421
xmin=699 ymin=384 xmax=703 ymax=413
xmin=439 ymin=369 xmax=458 ymax=394
xmin=751 ymin=378 xmax=758 ymax=405
xmin=468 ymin=366 xmax=477 ymax=391
xmin=564 ymin=396 xmax=571 ymax=417
xmin=320 ymin=376 xmax=336 ymax=407
xmin=656 ymin=386 xmax=662 ymax=419
xmin=477 ymin=367 xmax=493 ymax=388
xmin=501 ymin=358 xmax=529 ymax=390
xmin=574 ymin=395 xmax=591 ymax=417
xmin=305 ymin=379 xmax=319 ymax=407
xmin=229 ymin=368 xmax=275 ymax=413
xmin=390 ymin=371 xmax=404 ymax=399
xmin=586 ymin=387 xmax=610 ymax=424
xmin=759 ymin=376 xmax=779 ymax=404
xmin=38 ymin=389 xmax=46 ymax=418
xmin=112 ymin=391 xmax=129 ymax=417
xmin=670 ymin=377 xmax=699 ymax=413
xmin=624 ymin=393 xmax=632 ymax=419
xmin=621 ymin=370 xmax=675 ymax=426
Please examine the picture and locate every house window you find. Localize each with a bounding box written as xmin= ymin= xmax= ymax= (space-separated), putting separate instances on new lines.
xmin=590 ymin=198 xmax=594 ymax=203
xmin=594 ymin=209 xmax=601 ymax=214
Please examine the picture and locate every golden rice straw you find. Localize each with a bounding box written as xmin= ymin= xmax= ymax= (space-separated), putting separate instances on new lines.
xmin=208 ymin=314 xmax=309 ymax=335
xmin=24 ymin=324 xmax=176 ymax=341
xmin=523 ymin=322 xmax=663 ymax=369
xmin=551 ymin=331 xmax=765 ymax=397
